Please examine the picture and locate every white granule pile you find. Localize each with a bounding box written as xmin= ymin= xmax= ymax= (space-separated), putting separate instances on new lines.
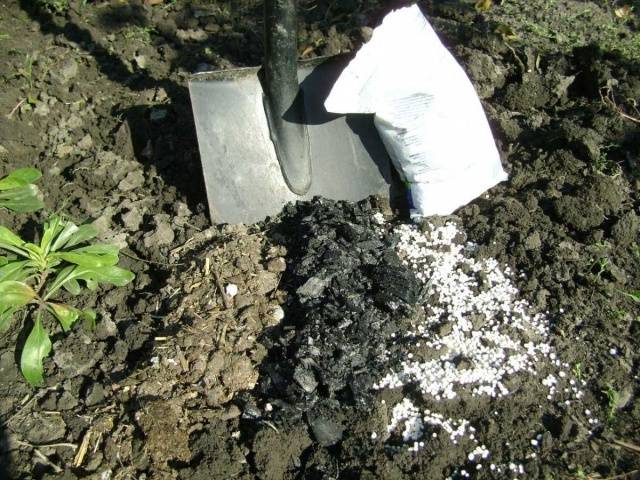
xmin=377 ymin=221 xmax=569 ymax=461
xmin=388 ymin=399 xmax=477 ymax=454
xmin=375 ymin=222 xmax=551 ymax=401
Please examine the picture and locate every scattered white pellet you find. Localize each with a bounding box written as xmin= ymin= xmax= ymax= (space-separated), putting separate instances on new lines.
xmin=375 ymin=223 xmax=552 ymax=401
xmin=225 ymin=283 xmax=239 ymax=297
xmin=372 ymin=212 xmax=386 ymax=225
xmin=269 ymin=306 xmax=285 ymax=321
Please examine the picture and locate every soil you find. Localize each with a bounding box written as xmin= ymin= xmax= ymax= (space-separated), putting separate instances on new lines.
xmin=1 ymin=0 xmax=639 ymax=479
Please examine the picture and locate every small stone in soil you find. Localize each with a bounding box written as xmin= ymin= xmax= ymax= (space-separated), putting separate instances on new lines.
xmin=309 ymin=416 xmax=344 ymax=447
xmin=293 ymin=366 xmax=318 ymax=393
xmin=86 ymin=383 xmax=108 ymax=406
xmin=121 ymin=208 xmax=144 ymax=231
xmin=144 ymin=215 xmax=175 ymax=248
xmin=51 ymin=58 xmax=79 ymax=84
xmin=266 ymin=257 xmax=286 ymax=272
xmin=296 ymin=276 xmax=330 ymax=299
xmin=118 ymin=170 xmax=145 ymax=191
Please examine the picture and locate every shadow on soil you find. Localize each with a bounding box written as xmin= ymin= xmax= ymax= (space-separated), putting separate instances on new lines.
xmin=0 ymin=423 xmax=10 ymax=479
xmin=18 ymin=0 xmax=208 ymax=214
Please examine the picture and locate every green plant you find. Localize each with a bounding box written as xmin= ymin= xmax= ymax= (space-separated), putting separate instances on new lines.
xmin=36 ymin=0 xmax=70 ymax=14
xmin=572 ymin=362 xmax=583 ymax=381
xmin=0 ymin=216 xmax=134 ymax=385
xmin=592 ymin=256 xmax=609 ymax=278
xmin=122 ymin=25 xmax=157 ymax=44
xmin=16 ymin=53 xmax=39 ymax=107
xmin=604 ymin=385 xmax=619 ymax=421
xmin=593 ymin=143 xmax=622 ymax=176
xmin=621 ymin=290 xmax=640 ymax=322
xmin=0 ymin=168 xmax=44 ymax=213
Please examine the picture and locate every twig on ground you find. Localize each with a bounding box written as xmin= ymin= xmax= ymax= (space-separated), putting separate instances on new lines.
xmin=121 ymin=249 xmax=183 ymax=267
xmin=213 ymin=270 xmax=232 ymax=309
xmin=598 ymin=470 xmax=640 ymax=480
xmin=260 ymin=420 xmax=280 ymax=434
xmin=504 ymin=42 xmax=527 ymax=74
xmin=612 ymin=438 xmax=640 ymax=455
xmin=6 ymin=98 xmax=25 ymax=118
xmin=73 ymin=429 xmax=92 ymax=467
xmin=601 ymin=87 xmax=640 ymax=124
xmin=170 ymin=227 xmax=217 ymax=256
xmin=32 ymin=448 xmax=63 ymax=473
xmin=17 ymin=440 xmax=77 ymax=450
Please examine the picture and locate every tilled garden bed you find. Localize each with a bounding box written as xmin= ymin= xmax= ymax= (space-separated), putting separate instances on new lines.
xmin=1 ymin=0 xmax=639 ymax=479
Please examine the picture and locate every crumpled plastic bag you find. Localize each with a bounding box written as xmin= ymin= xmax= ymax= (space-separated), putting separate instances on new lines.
xmin=324 ymin=4 xmax=507 ymax=217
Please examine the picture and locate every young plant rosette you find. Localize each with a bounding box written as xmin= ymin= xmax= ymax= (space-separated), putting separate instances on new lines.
xmin=0 ymin=216 xmax=134 ymax=386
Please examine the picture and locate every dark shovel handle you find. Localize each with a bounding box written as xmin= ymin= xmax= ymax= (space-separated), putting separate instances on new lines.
xmin=262 ymin=0 xmax=312 ymax=195
xmin=264 ymin=0 xmax=299 ymax=99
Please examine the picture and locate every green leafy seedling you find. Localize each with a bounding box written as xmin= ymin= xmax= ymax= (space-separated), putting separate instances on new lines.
xmin=604 ymin=385 xmax=619 ymax=422
xmin=36 ymin=0 xmax=70 ymax=14
xmin=0 ymin=168 xmax=44 ymax=213
xmin=0 ymin=216 xmax=134 ymax=386
xmin=622 ymin=290 xmax=640 ymax=303
xmin=572 ymin=362 xmax=583 ymax=382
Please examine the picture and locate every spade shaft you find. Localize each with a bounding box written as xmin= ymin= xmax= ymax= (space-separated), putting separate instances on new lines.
xmin=263 ymin=0 xmax=311 ymax=195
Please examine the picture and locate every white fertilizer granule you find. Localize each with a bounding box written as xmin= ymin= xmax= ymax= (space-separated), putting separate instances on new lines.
xmin=375 ymin=222 xmax=551 ymax=401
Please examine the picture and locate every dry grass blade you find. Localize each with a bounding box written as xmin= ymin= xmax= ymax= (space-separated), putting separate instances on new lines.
xmin=33 ymin=448 xmax=62 ymax=473
xmin=213 ymin=270 xmax=232 ymax=309
xmin=73 ymin=429 xmax=92 ymax=467
xmin=600 ymin=87 xmax=640 ymax=124
xmin=612 ymin=438 xmax=640 ymax=455
xmin=598 ymin=470 xmax=640 ymax=480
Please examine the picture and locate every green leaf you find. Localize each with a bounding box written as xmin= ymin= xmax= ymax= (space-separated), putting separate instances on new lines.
xmin=47 ymin=303 xmax=79 ymax=332
xmin=0 ymin=226 xmax=26 ymax=250
xmin=46 ymin=265 xmax=75 ymax=297
xmin=0 ymin=185 xmax=44 ymax=213
xmin=20 ymin=314 xmax=52 ymax=386
xmin=0 ymin=307 xmax=18 ymax=333
xmin=0 ymin=168 xmax=42 ymax=190
xmin=0 ymin=281 xmax=36 ymax=308
xmin=0 ymin=169 xmax=43 ymax=213
xmin=66 ymin=225 xmax=100 ymax=248
xmin=58 ymin=244 xmax=120 ymax=267
xmin=40 ymin=217 xmax=64 ymax=255
xmin=623 ymin=291 xmax=640 ymax=303
xmin=0 ymin=256 xmax=7 ymax=266
xmin=44 ymin=264 xmax=134 ymax=300
xmin=0 ymin=260 xmax=34 ymax=282
xmin=22 ymin=242 xmax=43 ymax=257
xmin=50 ymin=222 xmax=98 ymax=252
xmin=64 ymin=279 xmax=81 ymax=295
xmin=82 ymin=309 xmax=97 ymax=330
xmin=82 ymin=265 xmax=135 ymax=287
xmin=475 ymin=0 xmax=492 ymax=12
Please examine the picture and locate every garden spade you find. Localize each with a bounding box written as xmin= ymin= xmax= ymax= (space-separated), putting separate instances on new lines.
xmin=188 ymin=0 xmax=396 ymax=224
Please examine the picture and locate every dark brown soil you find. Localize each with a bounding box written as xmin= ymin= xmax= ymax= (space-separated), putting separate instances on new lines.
xmin=1 ymin=0 xmax=639 ymax=479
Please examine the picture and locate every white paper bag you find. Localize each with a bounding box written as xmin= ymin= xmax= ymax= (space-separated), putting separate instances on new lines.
xmin=324 ymin=4 xmax=507 ymax=217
